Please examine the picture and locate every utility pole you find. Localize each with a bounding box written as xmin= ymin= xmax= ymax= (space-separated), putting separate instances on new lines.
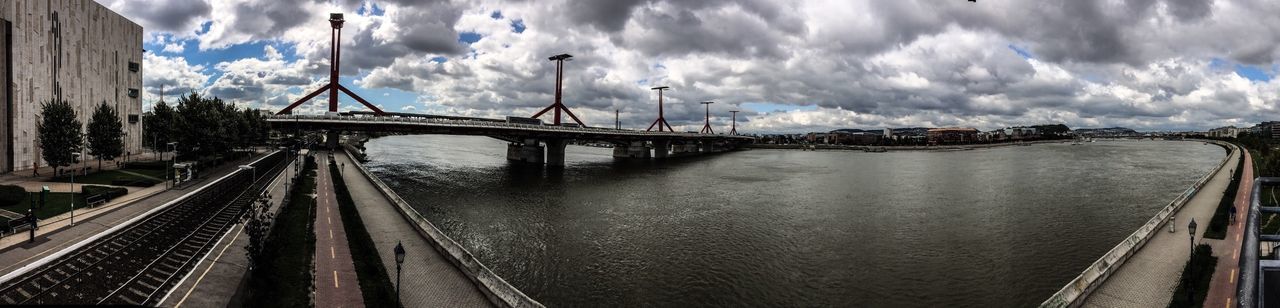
xmin=531 ymin=54 xmax=586 ymax=126
xmin=699 ymin=101 xmax=715 ymax=134
xmin=646 ymin=86 xmax=673 ymax=132
xmin=729 ymin=110 xmax=739 ymax=135
xmin=615 ymin=109 xmax=620 ymax=130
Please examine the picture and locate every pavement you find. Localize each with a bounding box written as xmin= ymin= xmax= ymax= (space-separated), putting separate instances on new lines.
xmin=314 ymin=152 xmax=364 ymax=308
xmin=332 ymin=150 xmax=492 ymax=307
xmin=159 ymin=154 xmax=301 ymax=308
xmin=0 ymin=152 xmax=164 ymax=185
xmin=1204 ymin=149 xmax=1254 ymax=308
xmin=0 ymin=154 xmax=259 ymax=281
xmin=1082 ymin=147 xmax=1240 ymax=307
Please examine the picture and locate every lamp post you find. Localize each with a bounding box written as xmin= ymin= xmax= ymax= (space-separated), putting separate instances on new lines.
xmin=394 ymin=241 xmax=405 ymax=307
xmin=1187 ymin=218 xmax=1197 ymax=304
xmin=69 ymin=152 xmax=80 ymax=227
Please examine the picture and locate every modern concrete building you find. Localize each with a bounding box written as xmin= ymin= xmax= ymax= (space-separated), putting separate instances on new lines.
xmin=0 ymin=0 xmax=143 ymax=173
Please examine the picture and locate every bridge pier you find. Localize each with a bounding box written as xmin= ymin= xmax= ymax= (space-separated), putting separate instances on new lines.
xmin=326 ymin=131 xmax=340 ymax=149
xmin=506 ymin=139 xmax=545 ymax=164
xmin=652 ymin=140 xmax=671 ymax=158
xmin=545 ymin=139 xmax=568 ymax=167
xmin=613 ymin=142 xmax=651 ymax=158
xmin=671 ymin=143 xmax=699 ymax=157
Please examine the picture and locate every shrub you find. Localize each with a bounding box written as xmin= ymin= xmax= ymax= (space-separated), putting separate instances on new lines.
xmin=122 ymin=161 xmax=169 ymax=170
xmin=0 ymin=185 xmax=26 ymax=207
xmin=81 ymin=185 xmax=128 ymax=203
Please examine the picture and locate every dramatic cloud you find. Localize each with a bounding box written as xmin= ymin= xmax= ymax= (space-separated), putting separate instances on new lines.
xmin=104 ymin=0 xmax=1280 ymax=132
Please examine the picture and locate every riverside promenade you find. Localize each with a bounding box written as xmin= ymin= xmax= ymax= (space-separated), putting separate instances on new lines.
xmin=332 ymin=151 xmax=494 ymax=307
xmin=1204 ymin=149 xmax=1254 ymax=308
xmin=1082 ymin=146 xmax=1240 ymax=307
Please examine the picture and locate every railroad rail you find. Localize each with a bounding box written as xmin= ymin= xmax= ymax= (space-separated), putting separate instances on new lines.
xmin=0 ymin=151 xmax=289 ymax=305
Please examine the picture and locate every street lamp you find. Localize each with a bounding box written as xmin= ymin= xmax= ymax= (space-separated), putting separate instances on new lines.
xmin=69 ymin=152 xmax=80 ymax=227
xmin=1187 ymin=218 xmax=1197 ymax=304
xmin=394 ymin=241 xmax=405 ymax=307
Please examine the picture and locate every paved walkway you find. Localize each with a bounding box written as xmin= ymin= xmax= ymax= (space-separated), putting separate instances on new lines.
xmin=161 ymin=156 xmax=301 ymax=308
xmin=332 ymin=151 xmax=491 ymax=307
xmin=315 ymin=152 xmax=364 ymax=308
xmin=1205 ymin=149 xmax=1254 ymax=308
xmin=1083 ymin=148 xmax=1240 ymax=307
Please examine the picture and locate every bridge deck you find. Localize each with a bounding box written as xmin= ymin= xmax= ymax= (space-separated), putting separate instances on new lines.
xmin=268 ymin=115 xmax=753 ymax=142
xmin=331 ymin=151 xmax=492 ymax=307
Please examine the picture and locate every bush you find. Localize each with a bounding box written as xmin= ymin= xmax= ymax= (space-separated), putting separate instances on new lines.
xmin=0 ymin=185 xmax=26 ymax=207
xmin=1205 ymin=153 xmax=1245 ymax=240
xmin=122 ymin=161 xmax=169 ymax=170
xmin=81 ymin=185 xmax=127 ymax=203
xmin=1168 ymin=244 xmax=1216 ymax=308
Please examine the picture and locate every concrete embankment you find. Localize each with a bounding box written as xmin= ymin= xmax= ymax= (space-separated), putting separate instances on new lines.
xmin=1041 ymin=140 xmax=1236 ymax=307
xmin=339 ymin=148 xmax=543 ymax=308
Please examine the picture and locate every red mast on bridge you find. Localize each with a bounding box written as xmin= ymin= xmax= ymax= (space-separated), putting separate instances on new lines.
xmin=531 ymin=54 xmax=586 ymax=126
xmin=699 ymin=101 xmax=715 ymax=134
xmin=646 ymin=86 xmax=674 ymax=132
xmin=729 ymin=110 xmax=739 ymax=135
xmin=276 ymin=13 xmax=385 ymax=115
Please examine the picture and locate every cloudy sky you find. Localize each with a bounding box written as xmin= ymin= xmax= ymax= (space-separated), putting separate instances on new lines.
xmin=96 ymin=0 xmax=1280 ymax=133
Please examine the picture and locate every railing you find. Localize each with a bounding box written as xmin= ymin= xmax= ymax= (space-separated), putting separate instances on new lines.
xmin=1040 ymin=140 xmax=1237 ymax=307
xmin=266 ymin=114 xmax=754 ymax=139
xmin=1237 ymin=177 xmax=1280 ymax=308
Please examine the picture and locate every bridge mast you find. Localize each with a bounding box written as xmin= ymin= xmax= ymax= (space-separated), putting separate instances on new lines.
xmin=531 ymin=54 xmax=586 ymax=126
xmin=276 ymin=13 xmax=386 ymax=116
xmin=646 ymin=86 xmax=674 ymax=132
xmin=699 ymin=101 xmax=715 ymax=134
xmin=729 ymin=110 xmax=739 ymax=135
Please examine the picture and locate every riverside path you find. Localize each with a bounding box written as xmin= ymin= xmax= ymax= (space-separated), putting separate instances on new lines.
xmin=1082 ymin=146 xmax=1240 ymax=307
xmin=331 ymin=150 xmax=493 ymax=307
xmin=1204 ymin=149 xmax=1254 ymax=308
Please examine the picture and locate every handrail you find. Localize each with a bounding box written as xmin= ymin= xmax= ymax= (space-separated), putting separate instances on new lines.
xmin=1238 ymin=177 xmax=1280 ymax=308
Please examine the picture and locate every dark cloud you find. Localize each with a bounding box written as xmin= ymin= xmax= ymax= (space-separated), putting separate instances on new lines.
xmin=97 ymin=0 xmax=212 ymax=33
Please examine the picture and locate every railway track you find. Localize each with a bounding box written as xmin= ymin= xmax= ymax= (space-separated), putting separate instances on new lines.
xmin=0 ymin=151 xmax=289 ymax=305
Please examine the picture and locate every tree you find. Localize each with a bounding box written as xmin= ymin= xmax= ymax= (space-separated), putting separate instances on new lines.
xmin=37 ymin=99 xmax=82 ymax=173
xmin=87 ymin=102 xmax=124 ymax=170
xmin=244 ymin=194 xmax=274 ymax=270
xmin=142 ymin=100 xmax=177 ymax=154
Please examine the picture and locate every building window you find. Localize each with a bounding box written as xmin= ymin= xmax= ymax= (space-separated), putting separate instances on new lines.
xmin=127 ymin=88 xmax=139 ymax=98
xmin=128 ymin=114 xmax=139 ymax=124
xmin=128 ymin=61 xmax=139 ymax=72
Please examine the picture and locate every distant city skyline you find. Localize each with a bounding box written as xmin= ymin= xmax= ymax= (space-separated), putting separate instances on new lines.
xmin=100 ymin=0 xmax=1280 ymax=132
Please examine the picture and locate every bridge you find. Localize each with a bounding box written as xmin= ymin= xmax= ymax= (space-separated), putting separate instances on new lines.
xmin=266 ymin=114 xmax=754 ymax=167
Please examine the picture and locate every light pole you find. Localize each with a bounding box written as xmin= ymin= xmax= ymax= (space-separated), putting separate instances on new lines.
xmin=69 ymin=152 xmax=80 ymax=227
xmin=1187 ymin=218 xmax=1197 ymax=305
xmin=394 ymin=241 xmax=405 ymax=307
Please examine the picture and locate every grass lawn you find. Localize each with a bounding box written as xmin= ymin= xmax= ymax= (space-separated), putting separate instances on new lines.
xmin=246 ymin=156 xmax=316 ymax=308
xmin=329 ymin=161 xmax=399 ymax=307
xmin=1204 ymin=152 xmax=1244 ymax=240
xmin=48 ymin=168 xmax=165 ymax=186
xmin=1168 ymin=244 xmax=1216 ymax=308
xmin=0 ymin=192 xmax=85 ymax=220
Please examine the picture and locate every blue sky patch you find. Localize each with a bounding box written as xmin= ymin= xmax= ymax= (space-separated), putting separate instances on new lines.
xmin=1007 ymin=44 xmax=1033 ymax=59
xmin=1234 ymin=64 xmax=1273 ymax=82
xmin=511 ymin=19 xmax=526 ymax=33
xmin=459 ymin=32 xmax=482 ymax=44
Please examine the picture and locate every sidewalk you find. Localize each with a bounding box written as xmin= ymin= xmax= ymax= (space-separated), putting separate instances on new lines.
xmin=0 ymin=152 xmax=164 ymax=185
xmin=1204 ymin=149 xmax=1254 ymax=308
xmin=1083 ymin=148 xmax=1240 ymax=307
xmin=333 ymin=151 xmax=491 ymax=307
xmin=314 ymin=152 xmax=364 ymax=307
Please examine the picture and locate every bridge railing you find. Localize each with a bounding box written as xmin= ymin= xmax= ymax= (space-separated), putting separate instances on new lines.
xmin=269 ymin=114 xmax=753 ymax=139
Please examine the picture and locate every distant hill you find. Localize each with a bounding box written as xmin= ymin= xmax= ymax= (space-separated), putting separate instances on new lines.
xmin=1075 ymin=127 xmax=1138 ymax=135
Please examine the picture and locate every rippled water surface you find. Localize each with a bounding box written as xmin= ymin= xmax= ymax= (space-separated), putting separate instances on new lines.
xmin=363 ymin=135 xmax=1224 ymax=307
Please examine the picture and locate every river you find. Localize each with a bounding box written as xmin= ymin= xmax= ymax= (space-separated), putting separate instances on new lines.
xmin=362 ymin=135 xmax=1224 ymax=307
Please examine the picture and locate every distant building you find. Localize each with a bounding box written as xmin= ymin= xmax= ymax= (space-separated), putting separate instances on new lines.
xmin=0 ymin=1 xmax=144 ymax=172
xmin=1254 ymin=121 xmax=1280 ymax=138
xmin=927 ymin=128 xmax=979 ymax=145
xmin=883 ymin=128 xmax=892 ymax=139
xmin=1208 ymin=126 xmax=1241 ymax=138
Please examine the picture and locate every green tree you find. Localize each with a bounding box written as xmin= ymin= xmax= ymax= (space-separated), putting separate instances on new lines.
xmin=87 ymin=102 xmax=124 ymax=170
xmin=37 ymin=99 xmax=83 ymax=173
xmin=142 ymin=100 xmax=177 ymax=153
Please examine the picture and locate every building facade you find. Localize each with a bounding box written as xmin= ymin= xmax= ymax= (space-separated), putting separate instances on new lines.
xmin=1208 ymin=126 xmax=1240 ymax=139
xmin=927 ymin=128 xmax=979 ymax=145
xmin=0 ymin=0 xmax=143 ymax=172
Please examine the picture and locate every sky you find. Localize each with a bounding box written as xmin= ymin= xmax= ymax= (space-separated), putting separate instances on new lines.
xmin=95 ymin=0 xmax=1280 ymax=133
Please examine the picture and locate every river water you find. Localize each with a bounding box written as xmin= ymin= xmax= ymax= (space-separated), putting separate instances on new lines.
xmin=363 ymin=135 xmax=1225 ymax=307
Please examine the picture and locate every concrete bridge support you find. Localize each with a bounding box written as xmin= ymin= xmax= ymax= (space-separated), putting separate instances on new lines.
xmin=613 ymin=142 xmax=651 ymax=158
xmin=326 ymin=131 xmax=341 ymax=149
xmin=671 ymin=143 xmax=699 ymax=157
xmin=653 ymin=140 xmax=671 ymax=158
xmin=545 ymin=139 xmax=568 ymax=167
xmin=506 ymin=139 xmax=545 ymax=164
